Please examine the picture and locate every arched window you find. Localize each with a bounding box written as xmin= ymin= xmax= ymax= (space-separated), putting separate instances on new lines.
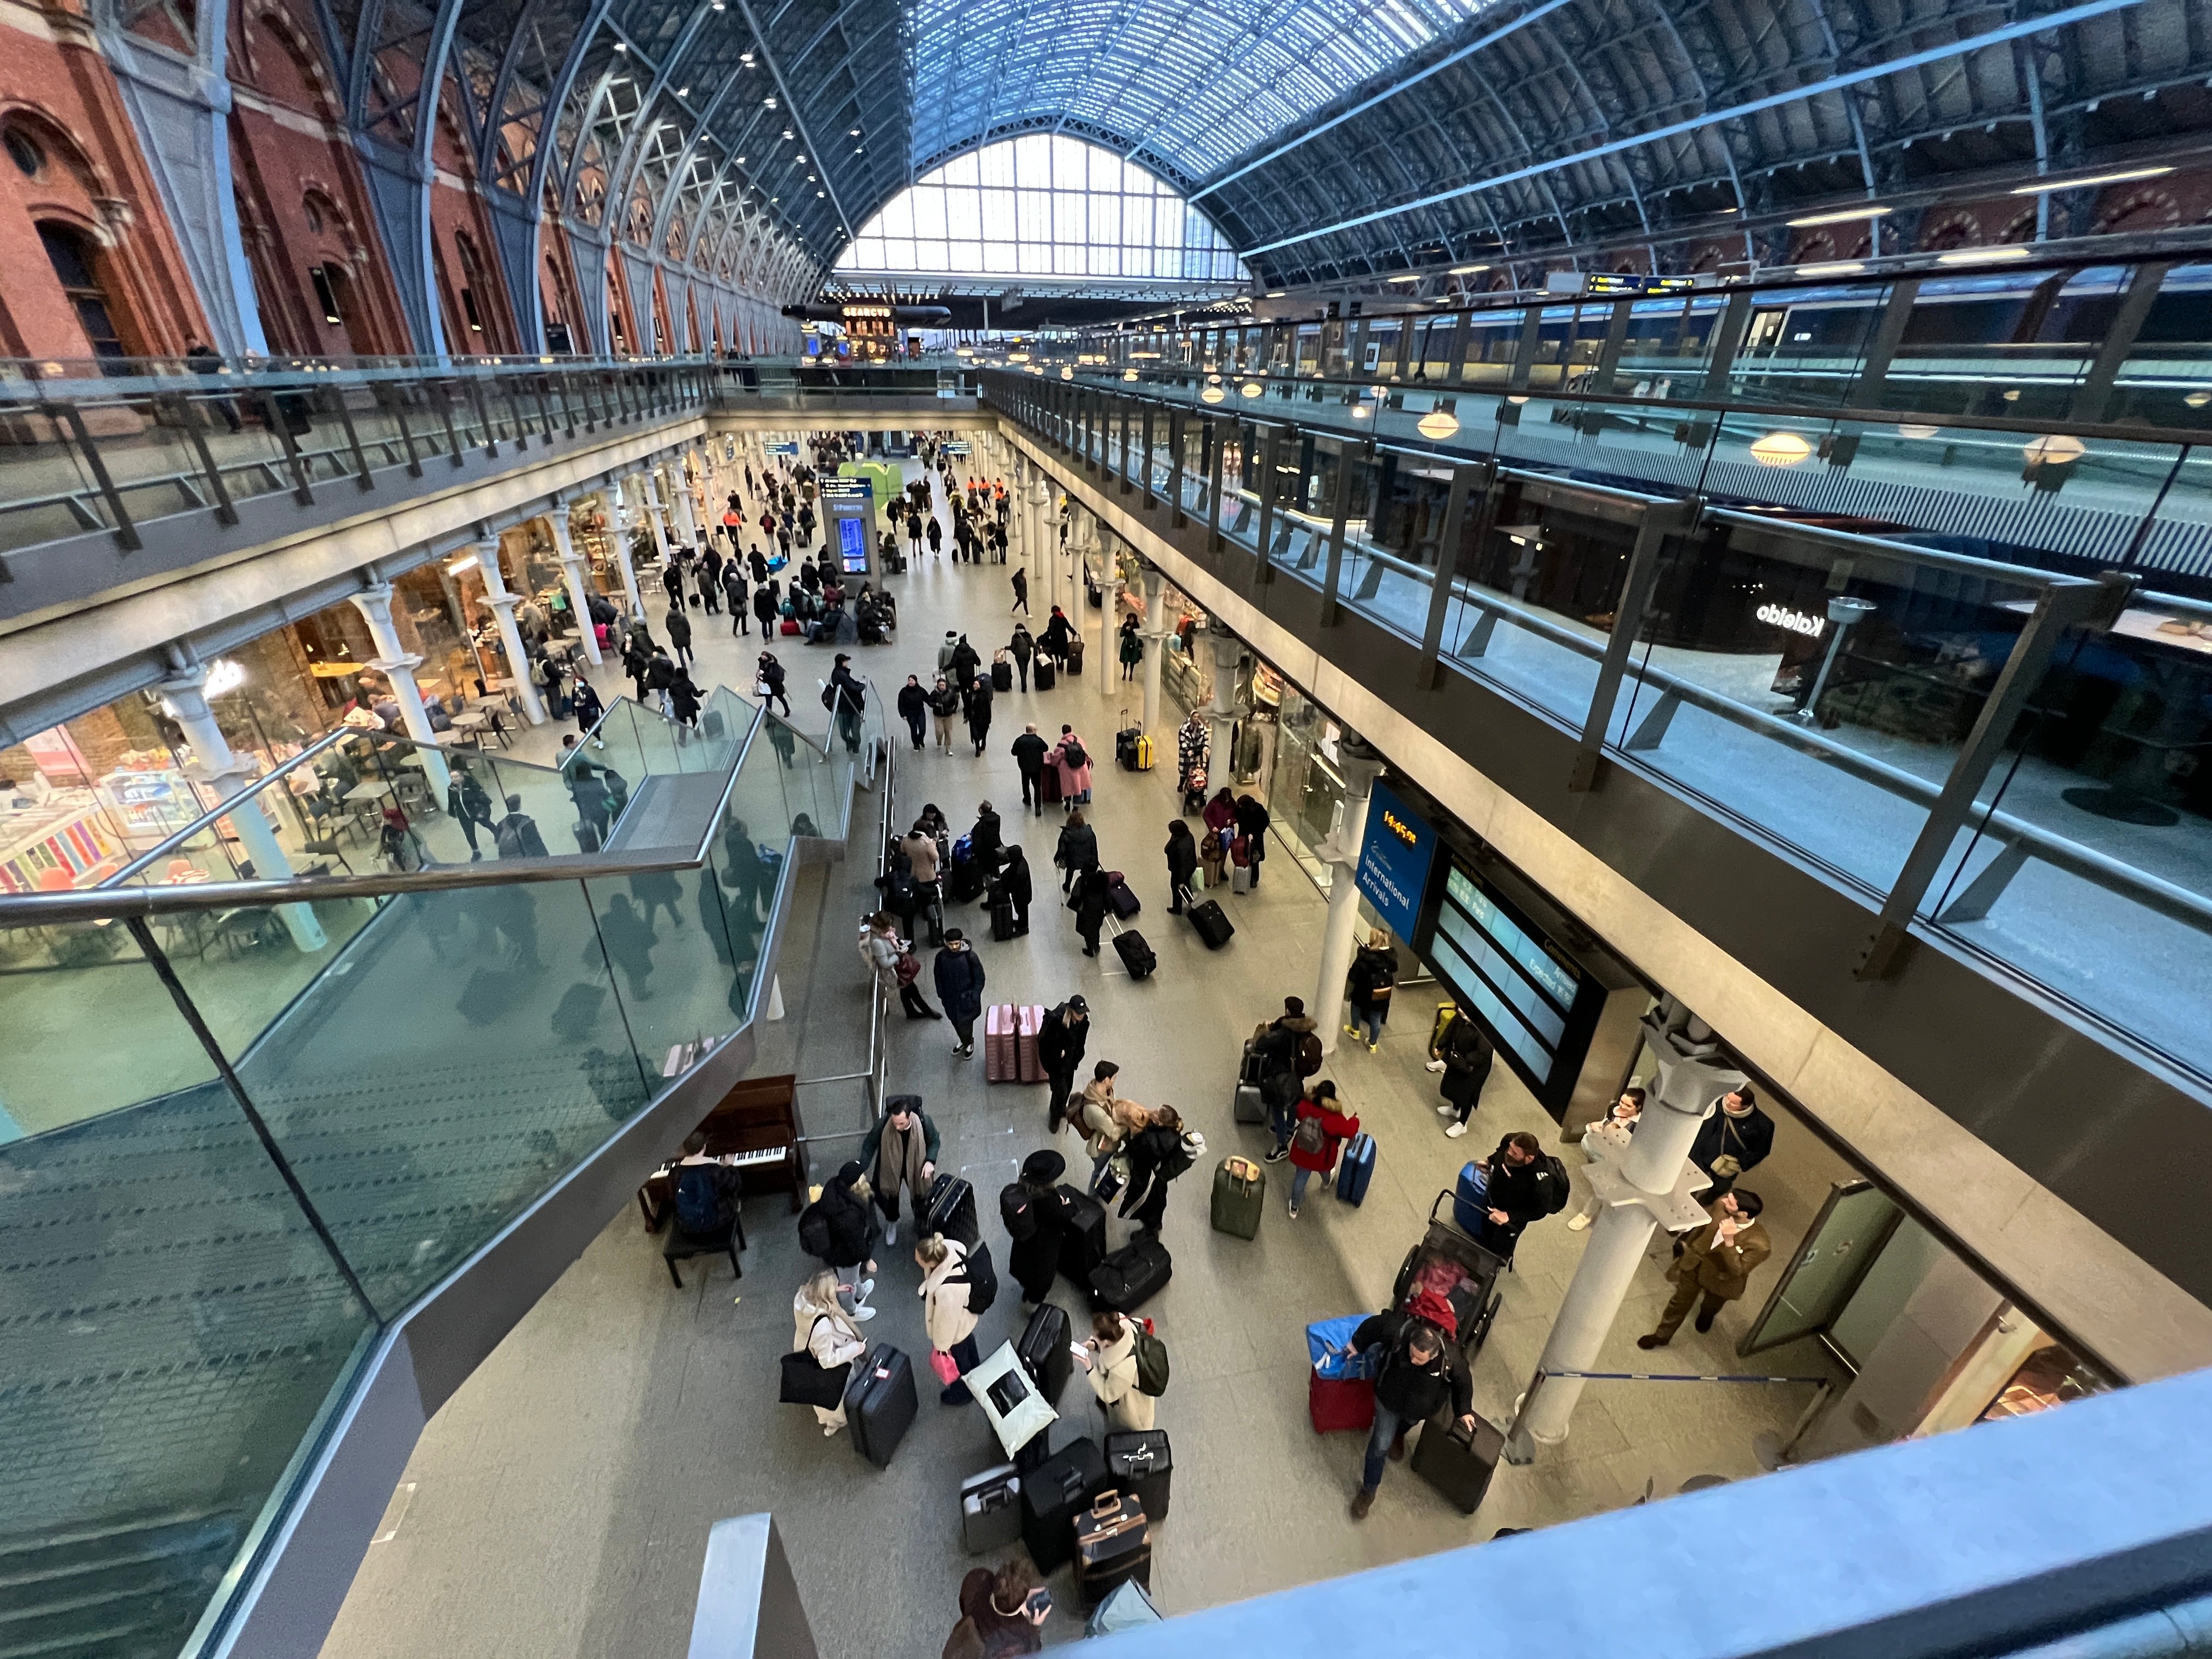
xmin=836 ymin=135 xmax=1245 ymax=288
xmin=40 ymin=223 xmax=126 ymax=363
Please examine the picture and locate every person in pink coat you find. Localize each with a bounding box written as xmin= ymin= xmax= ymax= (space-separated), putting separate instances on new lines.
xmin=1049 ymin=724 xmax=1094 ymax=807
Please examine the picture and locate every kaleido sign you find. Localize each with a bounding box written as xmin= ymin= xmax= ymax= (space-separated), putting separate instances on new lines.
xmin=1756 ymin=602 xmax=1826 ymax=638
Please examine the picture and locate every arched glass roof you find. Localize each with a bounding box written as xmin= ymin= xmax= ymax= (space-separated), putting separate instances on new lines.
xmin=836 ymin=136 xmax=1247 ymax=288
xmin=905 ymin=0 xmax=1500 ymax=183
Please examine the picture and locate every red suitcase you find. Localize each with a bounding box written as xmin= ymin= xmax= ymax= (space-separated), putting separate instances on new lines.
xmin=986 ymin=1004 xmax=1020 ymax=1083
xmin=1015 ymin=1004 xmax=1046 ymax=1083
xmin=1310 ymin=1372 xmax=1376 ymax=1435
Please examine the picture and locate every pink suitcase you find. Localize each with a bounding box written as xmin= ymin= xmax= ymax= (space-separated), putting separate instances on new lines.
xmin=986 ymin=1004 xmax=1019 ymax=1083
xmin=1015 ymin=1004 xmax=1047 ymax=1084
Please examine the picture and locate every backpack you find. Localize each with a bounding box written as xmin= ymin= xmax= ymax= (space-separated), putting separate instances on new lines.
xmin=674 ymin=1165 xmax=724 ymax=1232
xmin=1000 ymin=1182 xmax=1038 ymax=1242
xmin=1158 ymin=1130 xmax=1201 ymax=1184
xmin=821 ymin=683 xmax=836 ymax=710
xmin=1291 ymin=1111 xmax=1327 ymax=1158
xmin=1062 ymin=739 xmax=1087 ymax=770
xmin=494 ymin=817 xmax=528 ymax=859
xmin=952 ymin=1240 xmax=999 ymax=1316
xmin=797 ymin=1200 xmax=833 ymax=1259
xmin=1535 ymin=1153 xmax=1571 ymax=1215
xmin=1130 ymin=1318 xmax=1170 ymax=1397
xmin=1296 ymin=1031 xmax=1324 ymax=1078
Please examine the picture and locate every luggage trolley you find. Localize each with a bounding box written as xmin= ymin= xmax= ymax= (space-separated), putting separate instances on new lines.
xmin=1392 ymin=1191 xmax=1508 ymax=1363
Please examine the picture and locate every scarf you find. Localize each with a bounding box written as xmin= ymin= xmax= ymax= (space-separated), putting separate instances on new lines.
xmin=873 ymin=1116 xmax=929 ymax=1200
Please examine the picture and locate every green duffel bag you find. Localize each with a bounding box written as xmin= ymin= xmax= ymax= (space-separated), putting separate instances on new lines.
xmin=1210 ymin=1155 xmax=1266 ymax=1241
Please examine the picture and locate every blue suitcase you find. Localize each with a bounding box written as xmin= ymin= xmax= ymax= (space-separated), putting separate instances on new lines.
xmin=1335 ymin=1133 xmax=1376 ymax=1205
xmin=1453 ymin=1161 xmax=1489 ymax=1237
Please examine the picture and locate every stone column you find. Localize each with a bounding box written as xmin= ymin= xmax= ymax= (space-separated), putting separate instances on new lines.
xmin=348 ymin=583 xmax=452 ymax=795
xmin=475 ymin=540 xmax=547 ymax=724
xmin=544 ymin=503 xmax=603 ymax=664
xmin=1138 ymin=563 xmax=1167 ymax=736
xmin=1026 ymin=473 xmax=1054 ymax=617
xmin=669 ymin=453 xmax=702 ymax=551
xmin=1508 ymin=1003 xmax=1745 ymax=1456
xmin=1312 ymin=735 xmax=1385 ymax=1055
xmin=158 ymin=667 xmax=325 ymax=951
xmin=639 ymin=470 xmax=676 ymax=571
xmin=605 ymin=486 xmax=646 ymax=617
xmin=1206 ymin=622 xmax=1243 ymax=789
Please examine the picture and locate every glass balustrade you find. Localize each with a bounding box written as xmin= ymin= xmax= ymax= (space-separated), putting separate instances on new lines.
xmin=0 ymin=681 xmax=877 ymax=1659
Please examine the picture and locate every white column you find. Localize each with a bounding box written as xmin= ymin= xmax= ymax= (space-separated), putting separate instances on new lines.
xmin=1026 ymin=473 xmax=1054 ymax=616
xmin=348 ymin=583 xmax=452 ymax=796
xmin=1313 ymin=736 xmax=1385 ymax=1055
xmin=605 ymin=486 xmax=646 ymax=617
xmin=159 ymin=669 xmax=325 ymax=951
xmin=1510 ymin=1007 xmax=1745 ymax=1453
xmin=639 ymin=470 xmax=676 ymax=570
xmin=475 ymin=540 xmax=548 ymax=724
xmin=1206 ymin=622 xmax=1242 ymax=788
xmin=1138 ymin=564 xmax=1166 ymax=736
xmin=544 ymin=504 xmax=603 ymax=664
xmin=669 ymin=453 xmax=702 ymax=551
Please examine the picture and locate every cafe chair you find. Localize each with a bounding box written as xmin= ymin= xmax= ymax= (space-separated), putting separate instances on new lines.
xmin=663 ymin=1195 xmax=746 ymax=1288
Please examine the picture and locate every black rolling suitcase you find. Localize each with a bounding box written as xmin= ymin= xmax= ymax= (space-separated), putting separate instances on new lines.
xmin=947 ymin=854 xmax=986 ymax=903
xmin=1034 ymin=659 xmax=1057 ymax=691
xmin=1187 ymin=899 xmax=1235 ymax=950
xmin=991 ymin=895 xmax=1020 ymax=941
xmin=1017 ymin=1301 xmax=1074 ymax=1404
xmin=1058 ymin=1184 xmax=1108 ymax=1286
xmin=1111 ymin=927 xmax=1155 ymax=979
xmin=1020 ymin=1436 xmax=1108 ymax=1572
xmin=992 ymin=659 xmax=1013 ymax=692
xmin=1115 ymin=720 xmax=1142 ymax=769
xmin=1409 ymin=1410 xmax=1505 ymax=1514
xmin=1104 ymin=1429 xmax=1172 ymax=1522
xmin=1089 ymin=1238 xmax=1171 ymax=1312
xmin=844 ymin=1346 xmax=918 ymax=1469
xmin=923 ymin=1173 xmax=979 ymax=1247
xmin=1105 ymin=872 xmax=1141 ymax=919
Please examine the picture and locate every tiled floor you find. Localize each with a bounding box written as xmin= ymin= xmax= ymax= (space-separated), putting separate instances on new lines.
xmin=317 ymin=457 xmax=1852 ymax=1659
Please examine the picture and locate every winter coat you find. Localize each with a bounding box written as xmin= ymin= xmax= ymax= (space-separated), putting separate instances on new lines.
xmin=964 ymin=683 xmax=994 ymax=737
xmin=1117 ymin=1124 xmax=1187 ymax=1219
xmin=1234 ymin=796 xmax=1270 ymax=861
xmin=860 ymin=1109 xmax=941 ymax=1201
xmin=1036 ymin=1006 xmax=1089 ymax=1080
xmin=933 ymin=942 xmax=988 ymax=1024
xmin=1176 ymin=720 xmax=1209 ymax=782
xmin=812 ymin=1177 xmax=876 ymax=1269
xmin=1076 ymin=1081 xmax=1126 ymax=1159
xmin=1164 ymin=831 xmax=1199 ymax=893
xmin=1689 ymin=1103 xmax=1776 ymax=1183
xmin=969 ymin=810 xmax=1003 ymax=866
xmin=1050 ymin=734 xmax=1094 ymax=798
xmin=1006 ymin=1180 xmax=1067 ymax=1301
xmin=1086 ymin=1319 xmax=1155 ymax=1431
xmin=1009 ymin=628 xmax=1035 ymax=664
xmin=921 ymin=1240 xmax=980 ymax=1352
xmin=666 ymin=608 xmax=692 ymax=648
xmin=1290 ymin=1094 xmax=1361 ymax=1175
xmin=1071 ymin=868 xmax=1111 ymax=935
xmin=897 ymin=683 xmax=928 ymax=723
xmin=1010 ymin=730 xmax=1049 ymax=775
xmin=1118 ymin=625 xmax=1143 ymax=666
xmin=1348 ymin=944 xmax=1397 ymax=1016
xmin=951 ymin=641 xmax=981 ymax=686
xmin=792 ymin=1292 xmax=867 ymax=1429
xmin=1352 ymin=1308 xmax=1472 ymax=1425
xmin=1054 ymin=821 xmax=1098 ymax=872
xmin=998 ymin=853 xmax=1034 ymax=910
xmin=1437 ymin=1015 xmax=1495 ymax=1109
xmin=859 ymin=924 xmax=906 ymax=994
xmin=1482 ymin=1140 xmax=1569 ymax=1249
xmin=1202 ymin=795 xmax=1237 ymax=837
xmin=901 ymin=831 xmax=941 ymax=884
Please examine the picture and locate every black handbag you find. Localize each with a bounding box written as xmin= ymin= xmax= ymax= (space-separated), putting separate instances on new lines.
xmin=781 ymin=1318 xmax=852 ymax=1408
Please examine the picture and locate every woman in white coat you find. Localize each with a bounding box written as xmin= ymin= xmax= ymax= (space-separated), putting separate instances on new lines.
xmin=917 ymin=1232 xmax=983 ymax=1406
xmin=1077 ymin=1310 xmax=1155 ymax=1431
xmin=791 ymin=1271 xmax=868 ymax=1435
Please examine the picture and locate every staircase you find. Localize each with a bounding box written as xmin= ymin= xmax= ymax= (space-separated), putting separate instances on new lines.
xmin=0 ymin=1511 xmax=246 ymax=1659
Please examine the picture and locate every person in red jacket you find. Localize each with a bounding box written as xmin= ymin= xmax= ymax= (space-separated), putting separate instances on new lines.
xmin=1287 ymin=1080 xmax=1358 ymax=1219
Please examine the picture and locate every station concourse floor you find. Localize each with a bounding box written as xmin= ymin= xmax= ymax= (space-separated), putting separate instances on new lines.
xmin=318 ymin=459 xmax=1847 ymax=1659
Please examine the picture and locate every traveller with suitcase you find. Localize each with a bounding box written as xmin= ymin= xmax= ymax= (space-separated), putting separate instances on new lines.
xmin=856 ymin=1093 xmax=942 ymax=1246
xmin=1074 ymin=1308 xmax=1156 ymax=1430
xmin=1114 ymin=1107 xmax=1197 ymax=1239
xmin=1341 ymin=1306 xmax=1476 ymax=1519
xmin=1002 ymin=1148 xmax=1070 ymax=1308
xmin=1049 ymin=725 xmax=1094 ymax=808
xmin=1285 ymin=1084 xmax=1359 ymax=1219
xmin=918 ymin=1231 xmax=994 ymax=1405
xmin=785 ymin=1272 xmax=868 ymax=1437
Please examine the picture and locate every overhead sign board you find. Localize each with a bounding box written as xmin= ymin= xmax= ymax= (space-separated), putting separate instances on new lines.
xmin=1355 ymin=779 xmax=1437 ymax=942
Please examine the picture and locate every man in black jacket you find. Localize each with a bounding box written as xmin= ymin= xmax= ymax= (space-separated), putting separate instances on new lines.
xmin=1688 ymin=1086 xmax=1774 ymax=1200
xmin=1477 ymin=1131 xmax=1568 ymax=1260
xmin=1346 ymin=1310 xmax=1475 ymax=1517
xmin=896 ymin=675 xmax=929 ymax=749
xmin=1036 ymin=995 xmax=1090 ymax=1133
xmin=1010 ymin=723 xmax=1051 ymax=815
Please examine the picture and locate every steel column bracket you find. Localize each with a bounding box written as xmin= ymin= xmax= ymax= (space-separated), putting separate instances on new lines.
xmin=1415 ymin=461 xmax=1486 ymax=690
xmin=1568 ymin=495 xmax=1703 ymax=791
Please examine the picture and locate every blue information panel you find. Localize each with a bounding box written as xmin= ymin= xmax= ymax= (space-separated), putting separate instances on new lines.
xmin=1355 ymin=780 xmax=1437 ymax=941
xmin=763 ymin=440 xmax=799 ymax=458
xmin=820 ymin=476 xmax=874 ymax=576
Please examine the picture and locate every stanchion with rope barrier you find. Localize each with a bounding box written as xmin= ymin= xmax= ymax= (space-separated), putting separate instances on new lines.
xmin=1503 ymin=1366 xmax=1835 ymax=1470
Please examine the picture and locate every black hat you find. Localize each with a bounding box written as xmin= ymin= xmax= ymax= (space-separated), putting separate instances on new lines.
xmin=835 ymin=1159 xmax=864 ymax=1185
xmin=1022 ymin=1149 xmax=1067 ymax=1183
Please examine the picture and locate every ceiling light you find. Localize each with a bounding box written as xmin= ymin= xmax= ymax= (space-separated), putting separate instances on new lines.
xmin=1505 ymin=395 xmax=1529 ymax=405
xmin=2023 ymin=433 xmax=2086 ymax=466
xmin=1239 ymin=380 xmax=1262 ymax=398
xmin=2186 ymin=392 xmax=2212 ymax=409
xmin=1450 ymin=263 xmax=1489 ymax=274
xmin=1201 ymin=384 xmax=1226 ymax=404
xmin=1417 ymin=408 xmax=1460 ymax=439
xmin=816 ymin=189 xmax=825 ymax=196
xmin=1265 ymin=290 xmax=1285 ymax=298
xmin=1350 ymin=402 xmax=1372 ymax=419
xmin=1797 ymin=262 xmax=1866 ymax=277
xmin=850 ymin=128 xmax=861 ymax=137
xmin=1897 ymin=423 xmax=1941 ymax=439
xmin=2011 ymin=165 xmax=2172 ymax=194
xmin=1060 ymin=366 xmax=1074 ymax=380
xmin=736 ymin=155 xmax=746 ymax=164
xmin=764 ymin=96 xmax=777 ymax=108
xmin=1785 ymin=205 xmax=1893 ymax=227
xmin=445 ymin=555 xmax=479 ymax=574
xmin=1387 ymin=274 xmax=1419 ymax=284
xmin=612 ymin=39 xmax=627 ymax=50
xmin=1936 ymin=246 xmax=2030 ymax=264
xmin=1749 ymin=431 xmax=1813 ymax=466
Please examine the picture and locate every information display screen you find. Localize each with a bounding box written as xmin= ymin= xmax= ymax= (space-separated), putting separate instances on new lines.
xmin=838 ymin=516 xmax=868 ymax=575
xmin=1422 ymin=856 xmax=1586 ymax=1093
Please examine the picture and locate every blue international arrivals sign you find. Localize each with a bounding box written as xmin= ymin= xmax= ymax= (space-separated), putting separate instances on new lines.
xmin=1356 ymin=780 xmax=1437 ymax=940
